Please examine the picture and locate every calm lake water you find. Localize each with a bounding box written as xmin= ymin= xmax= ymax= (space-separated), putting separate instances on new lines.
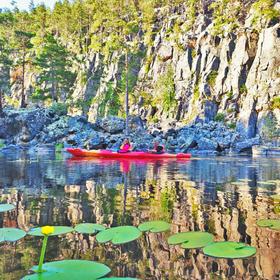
xmin=0 ymin=149 xmax=280 ymax=280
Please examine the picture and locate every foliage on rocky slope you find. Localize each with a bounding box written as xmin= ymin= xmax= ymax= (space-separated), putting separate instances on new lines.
xmin=0 ymin=0 xmax=279 ymax=139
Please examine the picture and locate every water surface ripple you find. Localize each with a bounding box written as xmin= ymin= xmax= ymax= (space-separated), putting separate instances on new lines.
xmin=0 ymin=151 xmax=280 ymax=279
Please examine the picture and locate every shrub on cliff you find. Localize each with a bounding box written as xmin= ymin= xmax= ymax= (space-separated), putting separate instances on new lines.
xmin=214 ymin=113 xmax=225 ymax=122
xmin=271 ymin=97 xmax=280 ymax=110
xmin=154 ymin=65 xmax=176 ymax=112
xmin=50 ymin=102 xmax=68 ymax=116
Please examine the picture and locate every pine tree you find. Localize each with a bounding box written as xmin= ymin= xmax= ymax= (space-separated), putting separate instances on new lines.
xmin=89 ymin=0 xmax=140 ymax=135
xmin=12 ymin=30 xmax=34 ymax=108
xmin=0 ymin=38 xmax=12 ymax=115
xmin=34 ymin=34 xmax=75 ymax=102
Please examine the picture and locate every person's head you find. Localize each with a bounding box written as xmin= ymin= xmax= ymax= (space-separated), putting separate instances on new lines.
xmin=124 ymin=138 xmax=130 ymax=144
xmin=154 ymin=141 xmax=159 ymax=146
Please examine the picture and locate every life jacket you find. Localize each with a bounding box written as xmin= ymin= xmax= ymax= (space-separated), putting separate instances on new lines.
xmin=156 ymin=145 xmax=164 ymax=153
xmin=121 ymin=143 xmax=131 ymax=151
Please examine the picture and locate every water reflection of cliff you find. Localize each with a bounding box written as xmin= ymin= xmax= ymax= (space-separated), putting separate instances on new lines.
xmin=1 ymin=155 xmax=280 ymax=279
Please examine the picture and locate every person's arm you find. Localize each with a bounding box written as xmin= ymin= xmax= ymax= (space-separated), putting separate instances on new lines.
xmin=120 ymin=143 xmax=124 ymax=149
xmin=129 ymin=144 xmax=133 ymax=151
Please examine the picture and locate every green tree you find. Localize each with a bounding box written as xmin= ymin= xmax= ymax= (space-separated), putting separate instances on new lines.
xmin=0 ymin=11 xmax=14 ymax=113
xmin=251 ymin=0 xmax=280 ymax=29
xmin=154 ymin=65 xmax=176 ymax=111
xmin=210 ymin=0 xmax=241 ymax=35
xmin=90 ymin=0 xmax=140 ymax=135
xmin=34 ymin=34 xmax=75 ymax=102
xmin=29 ymin=4 xmax=49 ymax=37
xmin=0 ymin=38 xmax=12 ymax=115
xmin=12 ymin=30 xmax=34 ymax=108
xmin=261 ymin=114 xmax=280 ymax=146
xmin=94 ymin=82 xmax=121 ymax=117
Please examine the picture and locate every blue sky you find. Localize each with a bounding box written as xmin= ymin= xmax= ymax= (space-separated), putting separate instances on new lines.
xmin=0 ymin=0 xmax=57 ymax=11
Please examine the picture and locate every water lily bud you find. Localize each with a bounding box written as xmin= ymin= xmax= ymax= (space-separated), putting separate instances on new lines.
xmin=41 ymin=226 xmax=54 ymax=235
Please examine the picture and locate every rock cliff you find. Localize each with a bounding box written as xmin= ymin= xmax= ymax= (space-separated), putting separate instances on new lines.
xmin=68 ymin=1 xmax=280 ymax=139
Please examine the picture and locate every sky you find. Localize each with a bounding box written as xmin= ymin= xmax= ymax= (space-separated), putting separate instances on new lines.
xmin=0 ymin=0 xmax=57 ymax=11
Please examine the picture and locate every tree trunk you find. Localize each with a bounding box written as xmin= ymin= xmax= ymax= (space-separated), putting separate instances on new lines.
xmin=0 ymin=90 xmax=3 ymax=116
xmin=125 ymin=51 xmax=129 ymax=136
xmin=20 ymin=53 xmax=26 ymax=108
xmin=51 ymin=78 xmax=55 ymax=102
xmin=50 ymin=68 xmax=57 ymax=102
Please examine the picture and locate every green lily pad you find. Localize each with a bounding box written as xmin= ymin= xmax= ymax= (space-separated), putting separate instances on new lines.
xmin=138 ymin=221 xmax=170 ymax=233
xmin=274 ymin=205 xmax=280 ymax=214
xmin=257 ymin=219 xmax=280 ymax=230
xmin=0 ymin=204 xmax=15 ymax=213
xmin=168 ymin=231 xmax=214 ymax=249
xmin=0 ymin=228 xmax=26 ymax=243
xmin=74 ymin=223 xmax=106 ymax=234
xmin=271 ymin=195 xmax=280 ymax=202
xmin=203 ymin=241 xmax=256 ymax=259
xmin=21 ymin=260 xmax=111 ymax=280
xmin=28 ymin=226 xmax=74 ymax=236
xmin=96 ymin=226 xmax=141 ymax=245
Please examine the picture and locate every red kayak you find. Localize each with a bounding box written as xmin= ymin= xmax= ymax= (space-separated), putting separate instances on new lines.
xmin=66 ymin=148 xmax=191 ymax=159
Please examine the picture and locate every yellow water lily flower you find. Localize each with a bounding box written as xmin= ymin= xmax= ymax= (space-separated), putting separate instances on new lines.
xmin=41 ymin=226 xmax=54 ymax=235
xmin=140 ymin=191 xmax=149 ymax=199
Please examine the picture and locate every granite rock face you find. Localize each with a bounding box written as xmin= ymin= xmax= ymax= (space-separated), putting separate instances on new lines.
xmin=63 ymin=5 xmax=280 ymax=142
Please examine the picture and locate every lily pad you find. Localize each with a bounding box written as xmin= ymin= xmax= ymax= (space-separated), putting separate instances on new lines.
xmin=0 ymin=204 xmax=15 ymax=213
xmin=168 ymin=231 xmax=214 ymax=249
xmin=203 ymin=241 xmax=256 ymax=259
xmin=74 ymin=223 xmax=106 ymax=234
xmin=0 ymin=228 xmax=26 ymax=243
xmin=96 ymin=226 xmax=141 ymax=245
xmin=28 ymin=226 xmax=74 ymax=236
xmin=271 ymin=195 xmax=280 ymax=202
xmin=21 ymin=260 xmax=111 ymax=280
xmin=257 ymin=219 xmax=280 ymax=230
xmin=138 ymin=221 xmax=170 ymax=233
xmin=274 ymin=205 xmax=280 ymax=214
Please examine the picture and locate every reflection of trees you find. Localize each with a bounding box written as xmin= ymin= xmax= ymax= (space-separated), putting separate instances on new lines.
xmin=1 ymin=157 xmax=280 ymax=279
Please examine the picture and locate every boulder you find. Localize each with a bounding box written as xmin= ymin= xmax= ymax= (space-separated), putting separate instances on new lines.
xmin=96 ymin=116 xmax=125 ymax=134
xmin=151 ymin=128 xmax=161 ymax=137
xmin=84 ymin=133 xmax=106 ymax=149
xmin=41 ymin=116 xmax=70 ymax=143
xmin=0 ymin=108 xmax=51 ymax=141
xmin=217 ymin=136 xmax=232 ymax=150
xmin=197 ymin=137 xmax=218 ymax=151
xmin=158 ymin=43 xmax=173 ymax=62
xmin=233 ymin=137 xmax=261 ymax=153
xmin=178 ymin=135 xmax=197 ymax=151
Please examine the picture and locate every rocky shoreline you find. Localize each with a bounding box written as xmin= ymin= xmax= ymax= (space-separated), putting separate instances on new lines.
xmin=0 ymin=107 xmax=262 ymax=155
